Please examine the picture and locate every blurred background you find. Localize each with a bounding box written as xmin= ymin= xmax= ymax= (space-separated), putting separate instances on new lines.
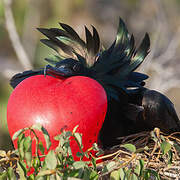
xmin=0 ymin=0 xmax=180 ymax=150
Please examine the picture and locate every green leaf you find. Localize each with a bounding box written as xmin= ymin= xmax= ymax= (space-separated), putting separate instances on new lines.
xmin=42 ymin=127 xmax=51 ymax=151
xmin=31 ymin=124 xmax=51 ymax=150
xmin=160 ymin=141 xmax=171 ymax=155
xmin=27 ymin=174 xmax=35 ymax=180
xmin=121 ymin=144 xmax=136 ymax=153
xmin=92 ymin=143 xmax=104 ymax=155
xmin=150 ymin=131 xmax=158 ymax=142
xmin=125 ymin=169 xmax=132 ymax=179
xmin=89 ymin=170 xmax=99 ymax=180
xmin=144 ymin=169 xmax=160 ymax=180
xmin=77 ymin=168 xmax=84 ymax=178
xmin=19 ymin=138 xmax=25 ymax=160
xmin=54 ymin=134 xmax=61 ymax=141
xmin=84 ymin=152 xmax=89 ymax=158
xmin=7 ymin=167 xmax=16 ymax=180
xmin=40 ymin=160 xmax=48 ymax=171
xmin=31 ymin=123 xmax=43 ymax=131
xmin=66 ymin=169 xmax=80 ymax=178
xmin=55 ymin=173 xmax=62 ymax=180
xmin=134 ymin=159 xmax=144 ymax=177
xmin=160 ymin=135 xmax=165 ymax=141
xmin=134 ymin=163 xmax=141 ymax=176
xmin=168 ymin=150 xmax=173 ymax=164
xmin=110 ymin=170 xmax=120 ymax=180
xmin=0 ymin=172 xmax=8 ymax=180
xmin=23 ymin=136 xmax=32 ymax=166
xmin=49 ymin=174 xmax=56 ymax=180
xmin=25 ymin=151 xmax=32 ymax=168
xmin=91 ymin=156 xmax=96 ymax=169
xmin=74 ymin=133 xmax=82 ymax=148
xmin=17 ymin=133 xmax=25 ymax=149
xmin=130 ymin=173 xmax=138 ymax=180
xmin=92 ymin=143 xmax=99 ymax=151
xmin=103 ymin=161 xmax=116 ymax=173
xmin=37 ymin=169 xmax=54 ymax=177
xmin=73 ymin=161 xmax=86 ymax=169
xmin=139 ymin=159 xmax=145 ymax=176
xmin=59 ymin=137 xmax=65 ymax=149
xmin=83 ymin=168 xmax=91 ymax=180
xmin=17 ymin=161 xmax=27 ymax=179
xmin=64 ymin=131 xmax=72 ymax=138
xmin=95 ymin=148 xmax=104 ymax=156
xmin=118 ymin=168 xmax=125 ymax=180
xmin=135 ymin=146 xmax=149 ymax=153
xmin=45 ymin=150 xmax=57 ymax=169
xmin=72 ymin=125 xmax=79 ymax=134
xmin=39 ymin=141 xmax=45 ymax=155
xmin=12 ymin=128 xmax=25 ymax=140
xmin=82 ymin=167 xmax=98 ymax=180
xmin=67 ymin=144 xmax=73 ymax=156
xmin=76 ymin=152 xmax=84 ymax=157
xmin=32 ymin=157 xmax=41 ymax=170
xmin=23 ymin=136 xmax=32 ymax=151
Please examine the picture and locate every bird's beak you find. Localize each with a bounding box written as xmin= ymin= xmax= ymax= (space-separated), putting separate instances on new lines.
xmin=44 ymin=65 xmax=72 ymax=77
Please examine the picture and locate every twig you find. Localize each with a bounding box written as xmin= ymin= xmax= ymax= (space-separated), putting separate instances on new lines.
xmin=96 ymin=149 xmax=131 ymax=161
xmin=3 ymin=0 xmax=32 ymax=70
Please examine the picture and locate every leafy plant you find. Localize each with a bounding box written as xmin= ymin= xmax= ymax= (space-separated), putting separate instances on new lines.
xmin=0 ymin=126 xmax=180 ymax=179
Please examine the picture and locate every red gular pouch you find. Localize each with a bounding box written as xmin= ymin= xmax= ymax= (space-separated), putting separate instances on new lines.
xmin=7 ymin=75 xmax=107 ymax=160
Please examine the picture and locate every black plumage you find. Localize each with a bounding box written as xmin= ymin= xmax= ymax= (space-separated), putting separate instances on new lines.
xmin=130 ymin=89 xmax=180 ymax=133
xmin=99 ymin=87 xmax=180 ymax=148
xmin=10 ymin=69 xmax=44 ymax=88
xmin=10 ymin=18 xmax=180 ymax=149
xmin=10 ymin=58 xmax=87 ymax=88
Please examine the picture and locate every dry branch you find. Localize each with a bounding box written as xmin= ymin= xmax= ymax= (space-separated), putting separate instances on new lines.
xmin=3 ymin=0 xmax=32 ymax=70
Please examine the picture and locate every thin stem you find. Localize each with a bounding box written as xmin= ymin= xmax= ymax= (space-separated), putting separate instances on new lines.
xmin=3 ymin=0 xmax=32 ymax=70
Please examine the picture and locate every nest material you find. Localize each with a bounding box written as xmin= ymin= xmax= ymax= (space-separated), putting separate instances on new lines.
xmin=97 ymin=128 xmax=180 ymax=179
xmin=1 ymin=128 xmax=180 ymax=179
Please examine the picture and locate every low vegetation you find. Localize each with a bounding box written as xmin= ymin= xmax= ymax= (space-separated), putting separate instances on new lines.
xmin=0 ymin=124 xmax=180 ymax=179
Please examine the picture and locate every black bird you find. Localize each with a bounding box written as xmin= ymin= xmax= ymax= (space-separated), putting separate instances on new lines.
xmin=10 ymin=18 xmax=180 ymax=149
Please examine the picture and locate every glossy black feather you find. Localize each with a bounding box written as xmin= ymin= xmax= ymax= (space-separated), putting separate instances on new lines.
xmin=92 ymin=26 xmax=100 ymax=55
xmin=115 ymin=33 xmax=150 ymax=79
xmin=38 ymin=19 xmax=150 ymax=95
xmin=127 ymin=72 xmax=149 ymax=83
xmin=40 ymin=39 xmax=74 ymax=57
xmin=49 ymin=28 xmax=70 ymax=37
xmin=10 ymin=70 xmax=44 ymax=88
xmin=59 ymin=23 xmax=85 ymax=46
xmin=44 ymin=56 xmax=63 ymax=65
xmin=116 ymin=17 xmax=129 ymax=45
xmin=85 ymin=26 xmax=94 ymax=54
xmin=37 ymin=28 xmax=59 ymax=39
xmin=141 ymin=89 xmax=180 ymax=132
xmin=99 ymin=87 xmax=180 ymax=149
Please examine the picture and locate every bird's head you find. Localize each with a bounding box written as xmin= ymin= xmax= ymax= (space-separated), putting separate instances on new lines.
xmin=44 ymin=58 xmax=87 ymax=78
